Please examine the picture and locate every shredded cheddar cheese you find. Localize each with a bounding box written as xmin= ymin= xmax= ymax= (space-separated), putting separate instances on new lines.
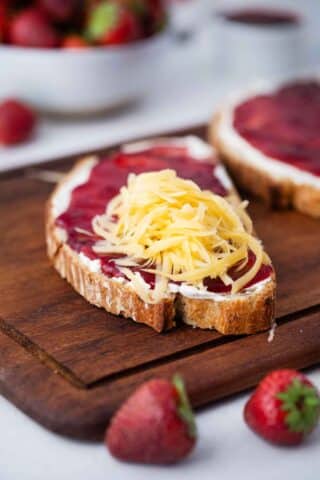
xmin=92 ymin=169 xmax=269 ymax=303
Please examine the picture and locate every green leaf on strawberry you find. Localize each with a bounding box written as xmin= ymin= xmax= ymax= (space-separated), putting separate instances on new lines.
xmin=86 ymin=1 xmax=118 ymax=41
xmin=277 ymin=378 xmax=320 ymax=434
xmin=173 ymin=374 xmax=197 ymax=439
xmin=86 ymin=0 xmax=141 ymax=45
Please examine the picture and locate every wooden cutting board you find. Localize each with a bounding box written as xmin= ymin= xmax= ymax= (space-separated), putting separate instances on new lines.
xmin=1 ymin=127 xmax=320 ymax=440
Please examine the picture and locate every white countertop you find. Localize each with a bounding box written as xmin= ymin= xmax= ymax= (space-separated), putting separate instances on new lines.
xmin=1 ymin=368 xmax=320 ymax=480
xmin=1 ymin=2 xmax=320 ymax=478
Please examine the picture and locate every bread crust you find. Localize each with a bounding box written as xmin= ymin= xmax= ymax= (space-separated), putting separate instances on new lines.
xmin=210 ymin=112 xmax=320 ymax=218
xmin=46 ymin=153 xmax=276 ymax=335
xmin=178 ymin=278 xmax=275 ymax=335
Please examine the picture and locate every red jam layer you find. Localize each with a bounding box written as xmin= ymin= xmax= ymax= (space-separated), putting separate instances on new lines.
xmin=56 ymin=145 xmax=272 ymax=293
xmin=234 ymin=81 xmax=320 ymax=177
xmin=222 ymin=8 xmax=299 ymax=26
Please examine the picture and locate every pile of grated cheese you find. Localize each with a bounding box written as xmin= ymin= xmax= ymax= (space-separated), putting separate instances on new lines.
xmin=92 ymin=169 xmax=270 ymax=304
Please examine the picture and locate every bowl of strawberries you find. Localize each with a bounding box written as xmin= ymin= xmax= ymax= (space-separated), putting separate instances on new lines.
xmin=0 ymin=0 xmax=169 ymax=114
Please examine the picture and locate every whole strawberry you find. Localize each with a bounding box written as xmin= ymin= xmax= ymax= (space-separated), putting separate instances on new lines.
xmin=9 ymin=8 xmax=60 ymax=48
xmin=38 ymin=0 xmax=78 ymax=23
xmin=0 ymin=4 xmax=7 ymax=42
xmin=86 ymin=1 xmax=141 ymax=46
xmin=106 ymin=375 xmax=196 ymax=464
xmin=0 ymin=99 xmax=36 ymax=145
xmin=244 ymin=369 xmax=320 ymax=445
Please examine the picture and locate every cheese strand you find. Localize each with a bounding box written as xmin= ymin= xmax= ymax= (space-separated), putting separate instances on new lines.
xmin=92 ymin=169 xmax=269 ymax=303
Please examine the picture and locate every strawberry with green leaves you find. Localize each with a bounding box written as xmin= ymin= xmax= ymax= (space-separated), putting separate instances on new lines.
xmin=106 ymin=375 xmax=197 ymax=464
xmin=86 ymin=1 xmax=141 ymax=46
xmin=244 ymin=369 xmax=320 ymax=445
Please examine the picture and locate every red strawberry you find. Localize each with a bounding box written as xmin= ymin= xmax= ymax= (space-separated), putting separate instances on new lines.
xmin=9 ymin=8 xmax=60 ymax=48
xmin=0 ymin=99 xmax=36 ymax=145
xmin=37 ymin=0 xmax=77 ymax=23
xmin=62 ymin=34 xmax=89 ymax=49
xmin=244 ymin=369 xmax=320 ymax=445
xmin=86 ymin=1 xmax=141 ymax=46
xmin=0 ymin=4 xmax=8 ymax=42
xmin=106 ymin=375 xmax=196 ymax=464
xmin=118 ymin=0 xmax=166 ymax=36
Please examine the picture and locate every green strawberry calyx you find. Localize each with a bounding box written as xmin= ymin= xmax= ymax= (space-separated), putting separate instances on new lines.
xmin=172 ymin=374 xmax=197 ymax=439
xmin=86 ymin=2 xmax=118 ymax=41
xmin=277 ymin=378 xmax=320 ymax=434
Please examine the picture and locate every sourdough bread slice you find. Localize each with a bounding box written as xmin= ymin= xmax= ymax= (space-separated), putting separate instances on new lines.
xmin=210 ymin=81 xmax=320 ymax=218
xmin=46 ymin=137 xmax=275 ymax=335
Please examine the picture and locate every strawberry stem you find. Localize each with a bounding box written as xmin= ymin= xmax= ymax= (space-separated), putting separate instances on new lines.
xmin=172 ymin=374 xmax=197 ymax=439
xmin=277 ymin=378 xmax=320 ymax=434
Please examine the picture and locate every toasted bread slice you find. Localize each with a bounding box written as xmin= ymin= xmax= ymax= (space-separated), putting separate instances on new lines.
xmin=46 ymin=137 xmax=275 ymax=335
xmin=209 ymin=81 xmax=320 ymax=218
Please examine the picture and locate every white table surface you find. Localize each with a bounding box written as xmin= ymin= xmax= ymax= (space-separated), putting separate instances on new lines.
xmin=1 ymin=368 xmax=319 ymax=480
xmin=1 ymin=2 xmax=320 ymax=478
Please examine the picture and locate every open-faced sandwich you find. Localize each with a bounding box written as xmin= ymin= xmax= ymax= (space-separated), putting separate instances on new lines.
xmin=46 ymin=136 xmax=275 ymax=335
xmin=210 ymin=79 xmax=320 ymax=218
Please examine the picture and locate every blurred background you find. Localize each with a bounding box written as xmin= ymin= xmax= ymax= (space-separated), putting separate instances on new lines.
xmin=0 ymin=0 xmax=319 ymax=171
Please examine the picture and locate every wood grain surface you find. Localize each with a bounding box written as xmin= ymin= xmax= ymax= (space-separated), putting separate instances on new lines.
xmin=0 ymin=127 xmax=320 ymax=439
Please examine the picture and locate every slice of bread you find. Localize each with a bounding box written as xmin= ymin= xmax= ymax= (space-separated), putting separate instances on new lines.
xmin=46 ymin=137 xmax=275 ymax=335
xmin=209 ymin=81 xmax=320 ymax=218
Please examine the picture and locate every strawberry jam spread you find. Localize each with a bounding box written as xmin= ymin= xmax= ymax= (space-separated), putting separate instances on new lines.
xmin=56 ymin=145 xmax=272 ymax=294
xmin=233 ymin=81 xmax=320 ymax=176
xmin=222 ymin=9 xmax=299 ymax=26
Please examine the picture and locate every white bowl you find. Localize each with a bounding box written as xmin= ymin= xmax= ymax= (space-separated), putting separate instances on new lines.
xmin=214 ymin=7 xmax=306 ymax=81
xmin=0 ymin=32 xmax=170 ymax=115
